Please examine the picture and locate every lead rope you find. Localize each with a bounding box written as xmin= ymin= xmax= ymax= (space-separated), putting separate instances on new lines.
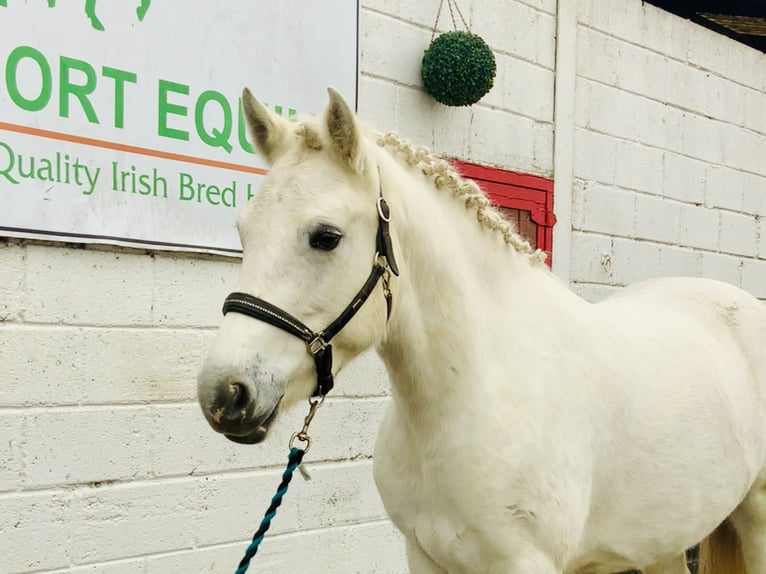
xmin=234 ymin=396 xmax=325 ymax=573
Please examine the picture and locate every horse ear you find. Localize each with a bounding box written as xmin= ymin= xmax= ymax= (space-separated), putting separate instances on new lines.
xmin=241 ymin=87 xmax=291 ymax=163
xmin=325 ymin=87 xmax=366 ymax=173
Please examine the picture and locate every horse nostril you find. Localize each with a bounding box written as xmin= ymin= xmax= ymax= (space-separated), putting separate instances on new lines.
xmin=228 ymin=382 xmax=250 ymax=413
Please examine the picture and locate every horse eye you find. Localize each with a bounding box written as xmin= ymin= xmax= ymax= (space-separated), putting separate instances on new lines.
xmin=309 ymin=227 xmax=343 ymax=251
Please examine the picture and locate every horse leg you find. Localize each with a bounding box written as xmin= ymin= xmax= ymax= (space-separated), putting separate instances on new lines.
xmin=729 ymin=474 xmax=766 ymax=574
xmin=642 ymin=553 xmax=689 ymax=574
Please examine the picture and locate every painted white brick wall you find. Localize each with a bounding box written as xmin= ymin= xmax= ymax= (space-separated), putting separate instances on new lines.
xmin=571 ymin=0 xmax=766 ymax=301
xmin=0 ymin=1 xmax=558 ymax=572
xmin=360 ymin=0 xmax=556 ymax=173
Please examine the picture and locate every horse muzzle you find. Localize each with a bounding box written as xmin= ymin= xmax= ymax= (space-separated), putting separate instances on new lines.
xmin=197 ymin=376 xmax=281 ymax=445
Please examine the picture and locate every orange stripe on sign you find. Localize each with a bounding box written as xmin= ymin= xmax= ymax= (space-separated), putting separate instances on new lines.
xmin=0 ymin=121 xmax=268 ymax=176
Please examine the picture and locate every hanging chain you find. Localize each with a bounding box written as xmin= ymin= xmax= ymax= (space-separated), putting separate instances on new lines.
xmin=431 ymin=0 xmax=470 ymax=42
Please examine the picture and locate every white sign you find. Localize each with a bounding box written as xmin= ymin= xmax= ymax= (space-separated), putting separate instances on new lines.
xmin=0 ymin=1 xmax=359 ymax=254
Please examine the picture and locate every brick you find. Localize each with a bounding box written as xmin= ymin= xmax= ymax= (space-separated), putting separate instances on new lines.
xmin=712 ymin=76 xmax=746 ymax=127
xmin=719 ymin=211 xmax=758 ymax=257
xmin=634 ymin=194 xmax=681 ymax=245
xmin=145 ymin=545 xmax=237 ymax=574
xmin=681 ymin=113 xmax=723 ymax=165
xmin=469 ymin=105 xmax=542 ymax=174
xmin=658 ymin=245 xmax=703 ymax=277
xmin=660 ymin=106 xmax=686 ymax=155
xmin=71 ymin=480 xmax=200 ymax=564
xmin=503 ymin=56 xmax=555 ymax=122
xmin=662 ymin=152 xmax=706 ymax=204
xmin=67 ymin=559 xmax=146 ymax=573
xmin=572 ymin=181 xmax=634 ymax=237
xmin=145 ymin=520 xmax=407 ymax=574
xmin=358 ymin=75 xmax=398 ymax=132
xmin=611 ymin=237 xmax=663 ymax=285
xmin=742 ymin=258 xmax=766 ymax=299
xmin=580 ymin=0 xmax=643 ymax=49
xmin=573 ymin=128 xmax=617 ymax=185
xmin=583 ymin=82 xmax=642 ymax=143
xmin=569 ymin=232 xmax=614 ymax=284
xmin=642 ymin=3 xmax=690 ymax=62
xmin=635 ymin=98 xmax=679 ymax=151
xmin=761 ymin=220 xmax=766 ymax=259
xmin=0 ymin=326 xmax=203 ymax=406
xmin=616 ymin=41 xmax=667 ymax=104
xmin=430 ymin=104 xmax=473 ymax=160
xmin=516 ymin=0 xmax=556 ymax=14
xmin=0 ymin=414 xmax=23 ymax=492
xmin=0 ymin=491 xmax=72 ymax=572
xmin=614 ymin=141 xmax=664 ymax=196
xmin=148 ymin=398 xmax=386 ymax=478
xmin=744 ymin=87 xmax=766 ymax=136
xmin=152 ymin=255 xmax=239 ymax=327
xmin=394 ymin=84 xmax=480 ymax=161
xmin=706 ymin=165 xmax=744 ymax=212
xmin=742 ymin=172 xmax=766 ymax=217
xmin=575 ymin=29 xmax=619 ymax=88
xmin=701 ymin=252 xmax=742 ymax=286
xmin=360 ymin=10 xmax=429 ymax=87
xmin=362 ymin=0 xmax=399 ymax=18
xmin=0 ymin=242 xmax=25 ymax=322
xmin=678 ymin=204 xmax=719 ymax=251
xmin=335 ymin=348 xmax=391 ymax=398
xmin=685 ymin=22 xmax=764 ymax=92
xmin=196 ymin=462 xmax=386 ymax=549
xmin=686 ymin=23 xmax=730 ymax=78
xmin=472 ymin=0 xmax=556 ymax=69
xmin=22 ymin=408 xmax=154 ymax=487
xmin=722 ymin=123 xmax=765 ymax=175
xmin=531 ymin=122 xmax=554 ymax=176
xmin=395 ymin=86 xmax=439 ymax=151
xmin=24 ymin=245 xmax=154 ymax=325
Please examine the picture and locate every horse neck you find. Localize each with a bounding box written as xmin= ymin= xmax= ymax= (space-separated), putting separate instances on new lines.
xmin=375 ymin=151 xmax=574 ymax=420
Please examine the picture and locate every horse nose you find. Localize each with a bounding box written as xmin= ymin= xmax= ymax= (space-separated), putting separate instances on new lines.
xmin=206 ymin=381 xmax=255 ymax=428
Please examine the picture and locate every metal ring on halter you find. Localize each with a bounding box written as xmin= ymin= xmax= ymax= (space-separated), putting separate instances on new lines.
xmin=377 ymin=196 xmax=391 ymax=222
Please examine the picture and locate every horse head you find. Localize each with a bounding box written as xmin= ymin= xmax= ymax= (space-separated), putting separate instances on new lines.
xmin=196 ymin=88 xmax=394 ymax=444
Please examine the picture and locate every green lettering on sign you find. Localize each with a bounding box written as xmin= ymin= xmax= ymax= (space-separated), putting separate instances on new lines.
xmin=60 ymin=56 xmax=99 ymax=124
xmin=195 ymin=90 xmax=233 ymax=153
xmin=158 ymin=79 xmax=189 ymax=141
xmin=102 ymin=66 xmax=137 ymax=129
xmin=6 ymin=46 xmax=52 ymax=112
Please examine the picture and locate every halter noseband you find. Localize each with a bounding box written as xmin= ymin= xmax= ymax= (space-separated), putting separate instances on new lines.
xmin=221 ymin=189 xmax=399 ymax=398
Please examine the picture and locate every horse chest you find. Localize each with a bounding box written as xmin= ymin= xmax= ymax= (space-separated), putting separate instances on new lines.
xmin=373 ymin=413 xmax=545 ymax=572
xmin=373 ymin=420 xmax=488 ymax=569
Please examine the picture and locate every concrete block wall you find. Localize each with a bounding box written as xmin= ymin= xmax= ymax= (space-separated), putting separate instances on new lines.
xmin=0 ymin=241 xmax=401 ymax=573
xmin=0 ymin=1 xmax=558 ymax=572
xmin=360 ymin=0 xmax=557 ymax=175
xmin=570 ymin=0 xmax=766 ymax=302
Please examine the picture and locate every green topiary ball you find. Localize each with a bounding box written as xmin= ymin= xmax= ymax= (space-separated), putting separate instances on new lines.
xmin=421 ymin=31 xmax=496 ymax=107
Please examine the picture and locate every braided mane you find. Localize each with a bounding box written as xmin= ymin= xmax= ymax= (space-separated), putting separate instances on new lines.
xmin=376 ymin=132 xmax=547 ymax=265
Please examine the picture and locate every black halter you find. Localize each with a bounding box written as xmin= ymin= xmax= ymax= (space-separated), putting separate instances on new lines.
xmin=222 ymin=191 xmax=399 ymax=398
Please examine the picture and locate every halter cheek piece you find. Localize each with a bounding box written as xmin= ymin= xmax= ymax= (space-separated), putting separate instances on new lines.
xmin=221 ymin=190 xmax=399 ymax=398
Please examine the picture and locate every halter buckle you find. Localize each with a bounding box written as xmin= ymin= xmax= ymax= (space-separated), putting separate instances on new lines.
xmin=308 ymin=334 xmax=329 ymax=355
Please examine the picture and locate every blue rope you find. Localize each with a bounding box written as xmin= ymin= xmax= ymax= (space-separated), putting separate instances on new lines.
xmin=235 ymin=447 xmax=306 ymax=574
